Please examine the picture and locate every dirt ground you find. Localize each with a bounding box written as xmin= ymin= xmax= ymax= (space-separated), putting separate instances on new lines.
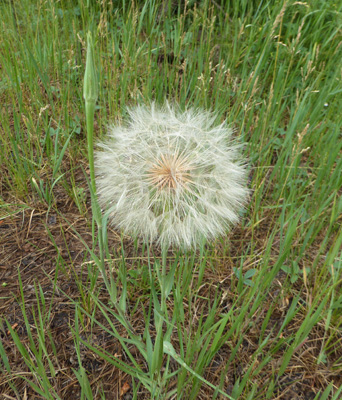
xmin=0 ymin=180 xmax=341 ymax=399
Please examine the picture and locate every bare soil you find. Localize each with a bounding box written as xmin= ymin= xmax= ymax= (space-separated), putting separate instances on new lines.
xmin=0 ymin=183 xmax=341 ymax=399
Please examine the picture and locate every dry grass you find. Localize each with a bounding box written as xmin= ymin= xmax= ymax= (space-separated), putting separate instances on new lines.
xmin=0 ymin=182 xmax=341 ymax=398
xmin=1 ymin=0 xmax=342 ymax=398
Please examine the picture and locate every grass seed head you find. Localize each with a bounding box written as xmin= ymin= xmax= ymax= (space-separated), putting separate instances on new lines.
xmin=95 ymin=103 xmax=249 ymax=249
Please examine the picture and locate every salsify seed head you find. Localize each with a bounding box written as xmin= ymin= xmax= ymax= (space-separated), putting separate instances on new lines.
xmin=146 ymin=151 xmax=194 ymax=190
xmin=95 ymin=103 xmax=249 ymax=249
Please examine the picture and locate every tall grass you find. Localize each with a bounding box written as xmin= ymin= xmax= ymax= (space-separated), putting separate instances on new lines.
xmin=0 ymin=0 xmax=342 ymax=398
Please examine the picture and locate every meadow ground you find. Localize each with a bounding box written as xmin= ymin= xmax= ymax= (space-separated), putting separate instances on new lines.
xmin=0 ymin=1 xmax=342 ymax=399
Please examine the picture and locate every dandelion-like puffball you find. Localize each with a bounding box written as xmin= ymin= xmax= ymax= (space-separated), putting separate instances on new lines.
xmin=95 ymin=103 xmax=249 ymax=249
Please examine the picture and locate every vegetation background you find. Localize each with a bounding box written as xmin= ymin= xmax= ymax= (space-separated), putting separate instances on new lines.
xmin=0 ymin=0 xmax=342 ymax=399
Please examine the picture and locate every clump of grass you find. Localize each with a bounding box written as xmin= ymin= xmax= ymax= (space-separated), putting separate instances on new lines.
xmin=0 ymin=0 xmax=342 ymax=399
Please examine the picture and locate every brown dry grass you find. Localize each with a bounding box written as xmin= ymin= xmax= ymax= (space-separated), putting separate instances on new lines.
xmin=1 ymin=178 xmax=341 ymax=399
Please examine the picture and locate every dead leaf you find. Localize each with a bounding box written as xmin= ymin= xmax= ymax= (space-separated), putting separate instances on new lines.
xmin=7 ymin=323 xmax=18 ymax=335
xmin=120 ymin=381 xmax=130 ymax=397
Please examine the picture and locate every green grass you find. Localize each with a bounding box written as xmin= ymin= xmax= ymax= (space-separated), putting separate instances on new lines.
xmin=0 ymin=0 xmax=342 ymax=399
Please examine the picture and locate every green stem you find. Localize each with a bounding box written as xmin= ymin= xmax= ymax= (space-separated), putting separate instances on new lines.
xmin=85 ymin=98 xmax=104 ymax=273
xmin=85 ymin=99 xmax=97 ymax=196
xmin=161 ymin=247 xmax=168 ymax=316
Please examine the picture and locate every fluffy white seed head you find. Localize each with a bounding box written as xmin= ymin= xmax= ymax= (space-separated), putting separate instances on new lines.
xmin=95 ymin=103 xmax=249 ymax=249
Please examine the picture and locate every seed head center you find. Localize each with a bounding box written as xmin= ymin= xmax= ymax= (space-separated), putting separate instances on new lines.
xmin=147 ymin=153 xmax=193 ymax=190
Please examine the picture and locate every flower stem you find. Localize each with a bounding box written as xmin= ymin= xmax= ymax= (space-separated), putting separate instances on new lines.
xmin=85 ymin=99 xmax=96 ymax=195
xmin=83 ymin=31 xmax=99 ymax=196
xmin=83 ymin=32 xmax=106 ymax=284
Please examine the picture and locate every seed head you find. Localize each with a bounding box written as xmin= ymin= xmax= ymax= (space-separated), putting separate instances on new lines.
xmin=95 ymin=103 xmax=249 ymax=249
xmin=146 ymin=152 xmax=194 ymax=190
